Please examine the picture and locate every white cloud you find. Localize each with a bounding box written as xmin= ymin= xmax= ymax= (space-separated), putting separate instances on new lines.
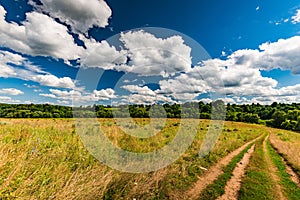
xmin=48 ymin=89 xmax=82 ymax=100
xmin=33 ymin=89 xmax=43 ymax=93
xmin=154 ymin=36 xmax=300 ymax=103
xmin=29 ymin=0 xmax=112 ymax=33
xmin=213 ymin=37 xmax=300 ymax=75
xmin=78 ymin=30 xmax=194 ymax=77
xmin=292 ymin=9 xmax=300 ymax=24
xmin=122 ymin=85 xmax=156 ymax=96
xmin=258 ymin=37 xmax=300 ymax=73
xmin=1 ymin=5 xmax=193 ymax=77
xmin=276 ymin=84 xmax=300 ymax=96
xmin=0 ymin=50 xmax=75 ymax=89
xmin=79 ymin=36 xmax=127 ymax=69
xmin=57 ymin=100 xmax=71 ymax=105
xmin=120 ymin=85 xmax=175 ymax=104
xmin=93 ymin=88 xmax=116 ymax=100
xmin=40 ymin=93 xmax=56 ymax=98
xmin=123 ymin=93 xmax=175 ymax=105
xmin=0 ymin=4 xmax=122 ymax=70
xmin=0 ymin=96 xmax=20 ymax=103
xmin=24 ymin=84 xmax=39 ymax=89
xmin=0 ymin=88 xmax=24 ymax=96
xmin=221 ymin=51 xmax=227 ymax=57
xmin=158 ymin=73 xmax=209 ymax=101
xmin=119 ymin=30 xmax=192 ymax=77
xmin=0 ymin=51 xmax=24 ymax=77
xmin=2 ymin=1 xmax=300 ymax=105
xmin=40 ymin=88 xmax=117 ymax=104
xmin=0 ymin=6 xmax=82 ymax=62
xmin=269 ymin=17 xmax=290 ymax=26
xmin=31 ymin=75 xmax=75 ymax=89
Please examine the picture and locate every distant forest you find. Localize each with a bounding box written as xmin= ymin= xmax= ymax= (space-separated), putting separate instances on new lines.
xmin=1 ymin=101 xmax=300 ymax=132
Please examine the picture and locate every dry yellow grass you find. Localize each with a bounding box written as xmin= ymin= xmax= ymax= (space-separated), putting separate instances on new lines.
xmin=269 ymin=128 xmax=300 ymax=175
xmin=0 ymin=118 xmax=263 ymax=199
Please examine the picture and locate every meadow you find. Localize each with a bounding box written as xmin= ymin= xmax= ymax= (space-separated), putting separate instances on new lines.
xmin=0 ymin=118 xmax=299 ymax=199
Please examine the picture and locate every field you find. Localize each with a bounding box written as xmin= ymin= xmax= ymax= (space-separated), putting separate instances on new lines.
xmin=0 ymin=118 xmax=299 ymax=199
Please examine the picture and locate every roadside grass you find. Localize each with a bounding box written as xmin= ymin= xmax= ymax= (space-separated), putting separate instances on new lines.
xmin=99 ymin=120 xmax=262 ymax=199
xmin=197 ymin=141 xmax=259 ymax=200
xmin=269 ymin=129 xmax=300 ymax=177
xmin=0 ymin=118 xmax=263 ymax=199
xmin=267 ymin=141 xmax=300 ymax=200
xmin=238 ymin=135 xmax=277 ymax=200
xmin=0 ymin=119 xmax=104 ymax=199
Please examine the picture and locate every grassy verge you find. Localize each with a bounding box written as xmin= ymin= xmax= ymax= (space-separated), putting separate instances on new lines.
xmin=0 ymin=119 xmax=263 ymax=199
xmin=198 ymin=142 xmax=255 ymax=200
xmin=101 ymin=121 xmax=262 ymax=199
xmin=269 ymin=130 xmax=300 ymax=177
xmin=267 ymin=141 xmax=300 ymax=200
xmin=238 ymin=136 xmax=276 ymax=200
xmin=270 ymin=142 xmax=300 ymax=180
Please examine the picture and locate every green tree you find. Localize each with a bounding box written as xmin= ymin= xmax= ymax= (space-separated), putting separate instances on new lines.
xmin=271 ymin=110 xmax=287 ymax=128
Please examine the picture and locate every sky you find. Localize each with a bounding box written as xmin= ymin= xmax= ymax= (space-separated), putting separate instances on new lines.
xmin=0 ymin=0 xmax=300 ymax=105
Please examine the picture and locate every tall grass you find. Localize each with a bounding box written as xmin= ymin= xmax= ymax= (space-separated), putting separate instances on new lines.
xmin=0 ymin=119 xmax=262 ymax=199
xmin=270 ymin=129 xmax=300 ymax=176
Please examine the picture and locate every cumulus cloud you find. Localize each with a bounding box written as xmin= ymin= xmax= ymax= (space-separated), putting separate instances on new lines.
xmin=93 ymin=88 xmax=116 ymax=100
xmin=292 ymin=9 xmax=300 ymax=24
xmin=29 ymin=0 xmax=112 ymax=33
xmin=79 ymin=30 xmax=194 ymax=76
xmin=121 ymin=84 xmax=175 ymax=104
xmin=31 ymin=75 xmax=75 ymax=89
xmin=0 ymin=6 xmax=82 ymax=62
xmin=155 ymin=36 xmax=300 ymax=103
xmin=158 ymin=73 xmax=209 ymax=101
xmin=0 ymin=51 xmax=24 ymax=77
xmin=122 ymin=93 xmax=175 ymax=105
xmin=1 ymin=4 xmax=193 ymax=77
xmin=257 ymin=37 xmax=300 ymax=73
xmin=2 ymin=2 xmax=300 ymax=105
xmin=0 ymin=88 xmax=24 ymax=96
xmin=119 ymin=30 xmax=192 ymax=77
xmin=122 ymin=85 xmax=156 ymax=96
xmin=222 ymin=36 xmax=300 ymax=74
xmin=0 ymin=4 xmax=125 ymax=68
xmin=0 ymin=96 xmax=20 ymax=103
xmin=79 ymin=36 xmax=127 ymax=69
xmin=40 ymin=88 xmax=117 ymax=104
xmin=0 ymin=50 xmax=75 ymax=89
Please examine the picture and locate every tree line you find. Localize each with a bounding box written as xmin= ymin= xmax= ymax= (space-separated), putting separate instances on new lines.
xmin=1 ymin=101 xmax=300 ymax=132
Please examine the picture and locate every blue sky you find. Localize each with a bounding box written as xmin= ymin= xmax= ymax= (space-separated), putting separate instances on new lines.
xmin=0 ymin=0 xmax=300 ymax=105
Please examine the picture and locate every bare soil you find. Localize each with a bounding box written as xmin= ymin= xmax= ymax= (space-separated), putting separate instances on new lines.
xmin=264 ymin=135 xmax=286 ymax=200
xmin=186 ymin=135 xmax=262 ymax=199
xmin=217 ymin=144 xmax=255 ymax=200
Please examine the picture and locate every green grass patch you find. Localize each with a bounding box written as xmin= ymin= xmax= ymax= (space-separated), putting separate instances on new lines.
xmin=239 ymin=136 xmax=276 ymax=200
xmin=267 ymin=141 xmax=300 ymax=200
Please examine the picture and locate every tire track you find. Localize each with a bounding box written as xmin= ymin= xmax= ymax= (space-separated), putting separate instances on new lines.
xmin=284 ymin=161 xmax=300 ymax=187
xmin=186 ymin=135 xmax=262 ymax=199
xmin=217 ymin=144 xmax=255 ymax=200
xmin=263 ymin=134 xmax=286 ymax=200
